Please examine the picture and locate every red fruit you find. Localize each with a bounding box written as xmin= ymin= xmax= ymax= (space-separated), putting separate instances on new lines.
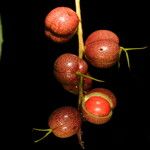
xmin=85 ymin=30 xmax=119 ymax=46
xmin=88 ymin=88 xmax=117 ymax=109
xmin=85 ymin=39 xmax=120 ymax=68
xmin=48 ymin=106 xmax=81 ymax=138
xmin=45 ymin=7 xmax=79 ymax=43
xmin=85 ymin=96 xmax=111 ymax=116
xmin=81 ymin=88 xmax=117 ymax=124
xmin=54 ymin=53 xmax=88 ymax=85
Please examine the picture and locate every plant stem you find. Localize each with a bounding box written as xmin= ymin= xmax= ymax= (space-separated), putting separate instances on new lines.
xmin=32 ymin=128 xmax=52 ymax=143
xmin=75 ymin=0 xmax=84 ymax=59
xmin=75 ymin=0 xmax=85 ymax=149
xmin=76 ymin=72 xmax=105 ymax=83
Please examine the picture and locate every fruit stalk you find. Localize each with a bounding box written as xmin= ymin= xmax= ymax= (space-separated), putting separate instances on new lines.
xmin=75 ymin=0 xmax=85 ymax=149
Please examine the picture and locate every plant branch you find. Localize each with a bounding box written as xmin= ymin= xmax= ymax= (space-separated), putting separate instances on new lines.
xmin=75 ymin=0 xmax=85 ymax=149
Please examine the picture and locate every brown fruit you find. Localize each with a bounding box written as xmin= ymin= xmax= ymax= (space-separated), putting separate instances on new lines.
xmin=85 ymin=30 xmax=119 ymax=46
xmin=45 ymin=7 xmax=79 ymax=43
xmin=85 ymin=39 xmax=120 ymax=68
xmin=81 ymin=88 xmax=117 ymax=124
xmin=54 ymin=53 xmax=88 ymax=85
xmin=48 ymin=106 xmax=81 ymax=138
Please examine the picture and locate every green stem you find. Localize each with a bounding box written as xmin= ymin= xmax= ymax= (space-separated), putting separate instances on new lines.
xmin=76 ymin=72 xmax=104 ymax=83
xmin=120 ymin=46 xmax=147 ymax=51
xmin=123 ymin=49 xmax=131 ymax=70
xmin=75 ymin=0 xmax=84 ymax=59
xmin=33 ymin=128 xmax=51 ymax=131
xmin=118 ymin=46 xmax=147 ymax=70
xmin=33 ymin=128 xmax=52 ymax=143
xmin=75 ymin=0 xmax=85 ymax=149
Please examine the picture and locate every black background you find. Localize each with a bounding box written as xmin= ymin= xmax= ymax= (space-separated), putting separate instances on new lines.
xmin=1 ymin=0 xmax=150 ymax=149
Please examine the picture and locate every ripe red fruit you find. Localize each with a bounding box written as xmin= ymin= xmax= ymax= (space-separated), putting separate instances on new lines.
xmin=54 ymin=53 xmax=88 ymax=85
xmin=88 ymin=88 xmax=117 ymax=108
xmin=85 ymin=30 xmax=119 ymax=46
xmin=85 ymin=96 xmax=111 ymax=116
xmin=48 ymin=106 xmax=81 ymax=138
xmin=45 ymin=7 xmax=79 ymax=43
xmin=85 ymin=39 xmax=120 ymax=68
xmin=81 ymin=88 xmax=117 ymax=124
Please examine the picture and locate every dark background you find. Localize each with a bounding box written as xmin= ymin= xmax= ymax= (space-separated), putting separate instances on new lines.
xmin=1 ymin=0 xmax=150 ymax=149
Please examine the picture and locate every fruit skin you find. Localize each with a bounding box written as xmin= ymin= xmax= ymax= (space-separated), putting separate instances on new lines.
xmin=85 ymin=96 xmax=111 ymax=116
xmin=85 ymin=30 xmax=119 ymax=46
xmin=85 ymin=39 xmax=120 ymax=68
xmin=54 ymin=53 xmax=88 ymax=85
xmin=81 ymin=88 xmax=117 ymax=124
xmin=44 ymin=30 xmax=74 ymax=43
xmin=45 ymin=7 xmax=79 ymax=43
xmin=48 ymin=106 xmax=81 ymax=138
xmin=62 ymin=73 xmax=93 ymax=94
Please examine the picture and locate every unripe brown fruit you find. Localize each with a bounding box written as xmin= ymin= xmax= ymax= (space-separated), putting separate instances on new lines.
xmin=85 ymin=39 xmax=120 ymax=68
xmin=48 ymin=106 xmax=81 ymax=138
xmin=85 ymin=30 xmax=119 ymax=46
xmin=54 ymin=53 xmax=88 ymax=85
xmin=81 ymin=88 xmax=117 ymax=124
xmin=45 ymin=7 xmax=79 ymax=43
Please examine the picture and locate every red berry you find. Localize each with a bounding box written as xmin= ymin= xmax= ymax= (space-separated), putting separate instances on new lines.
xmin=88 ymin=88 xmax=117 ymax=108
xmin=45 ymin=7 xmax=79 ymax=43
xmin=54 ymin=53 xmax=88 ymax=85
xmin=85 ymin=39 xmax=120 ymax=68
xmin=81 ymin=88 xmax=117 ymax=124
xmin=48 ymin=106 xmax=81 ymax=138
xmin=85 ymin=96 xmax=111 ymax=116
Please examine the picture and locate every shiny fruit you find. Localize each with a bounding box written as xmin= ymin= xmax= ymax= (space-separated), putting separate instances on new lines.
xmin=85 ymin=96 xmax=111 ymax=116
xmin=48 ymin=106 xmax=81 ymax=138
xmin=54 ymin=53 xmax=88 ymax=85
xmin=45 ymin=7 xmax=79 ymax=43
xmin=87 ymin=88 xmax=117 ymax=108
xmin=85 ymin=39 xmax=120 ymax=68
xmin=81 ymin=88 xmax=117 ymax=124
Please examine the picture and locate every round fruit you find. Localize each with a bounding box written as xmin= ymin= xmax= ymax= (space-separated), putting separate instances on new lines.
xmin=85 ymin=30 xmax=119 ymax=46
xmin=45 ymin=7 xmax=79 ymax=43
xmin=48 ymin=106 xmax=81 ymax=138
xmin=54 ymin=53 xmax=88 ymax=85
xmin=85 ymin=96 xmax=111 ymax=116
xmin=85 ymin=39 xmax=120 ymax=68
xmin=87 ymin=88 xmax=117 ymax=109
xmin=81 ymin=88 xmax=117 ymax=124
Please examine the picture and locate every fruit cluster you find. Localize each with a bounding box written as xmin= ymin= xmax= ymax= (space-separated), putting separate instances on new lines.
xmin=33 ymin=2 xmax=146 ymax=148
